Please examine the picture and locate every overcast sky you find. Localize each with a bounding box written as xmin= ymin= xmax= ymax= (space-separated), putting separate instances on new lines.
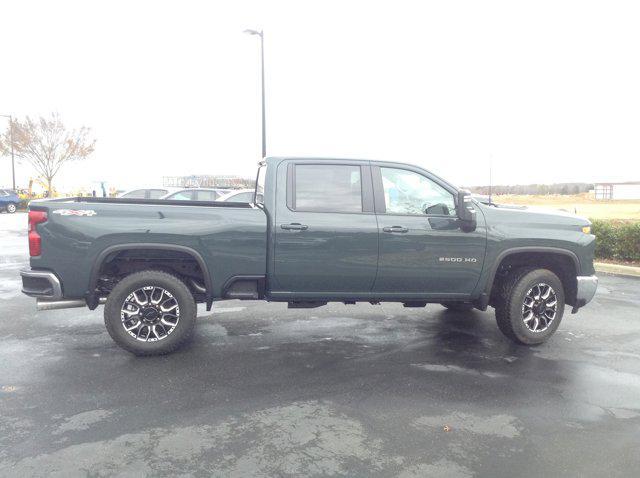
xmin=1 ymin=0 xmax=639 ymax=191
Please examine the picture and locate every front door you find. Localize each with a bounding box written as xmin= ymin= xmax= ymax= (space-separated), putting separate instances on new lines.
xmin=372 ymin=165 xmax=486 ymax=297
xmin=272 ymin=161 xmax=379 ymax=295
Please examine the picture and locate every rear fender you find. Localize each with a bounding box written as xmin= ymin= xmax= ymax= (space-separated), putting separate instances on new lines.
xmin=87 ymin=243 xmax=213 ymax=309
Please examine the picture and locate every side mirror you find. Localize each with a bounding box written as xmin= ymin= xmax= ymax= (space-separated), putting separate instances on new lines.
xmin=456 ymin=189 xmax=477 ymax=232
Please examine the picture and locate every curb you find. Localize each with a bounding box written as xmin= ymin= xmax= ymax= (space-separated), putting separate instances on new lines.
xmin=595 ymin=262 xmax=640 ymax=278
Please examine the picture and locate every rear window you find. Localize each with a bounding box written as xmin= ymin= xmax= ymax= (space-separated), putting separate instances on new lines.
xmin=122 ymin=189 xmax=146 ymax=198
xmin=148 ymin=189 xmax=167 ymax=199
xmin=292 ymin=164 xmax=362 ymax=213
xmin=196 ymin=190 xmax=217 ymax=201
xmin=168 ymin=191 xmax=195 ymax=201
xmin=226 ymin=192 xmax=253 ymax=203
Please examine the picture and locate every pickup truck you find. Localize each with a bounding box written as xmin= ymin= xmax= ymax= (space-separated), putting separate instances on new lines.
xmin=20 ymin=157 xmax=598 ymax=355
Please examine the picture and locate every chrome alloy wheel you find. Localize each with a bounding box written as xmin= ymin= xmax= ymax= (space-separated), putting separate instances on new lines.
xmin=120 ymin=286 xmax=180 ymax=342
xmin=522 ymin=283 xmax=558 ymax=333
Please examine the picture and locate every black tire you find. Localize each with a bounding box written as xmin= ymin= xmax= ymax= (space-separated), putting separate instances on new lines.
xmin=104 ymin=270 xmax=196 ymax=356
xmin=494 ymin=268 xmax=565 ymax=345
xmin=441 ymin=302 xmax=474 ymax=311
xmin=6 ymin=203 xmax=17 ymax=213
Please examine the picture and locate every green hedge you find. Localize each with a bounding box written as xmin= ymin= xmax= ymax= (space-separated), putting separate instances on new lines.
xmin=591 ymin=219 xmax=640 ymax=262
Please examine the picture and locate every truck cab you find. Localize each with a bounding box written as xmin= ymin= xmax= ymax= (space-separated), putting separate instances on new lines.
xmin=265 ymin=158 xmax=485 ymax=301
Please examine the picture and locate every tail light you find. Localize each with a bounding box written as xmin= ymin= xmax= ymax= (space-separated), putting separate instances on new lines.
xmin=28 ymin=210 xmax=47 ymax=257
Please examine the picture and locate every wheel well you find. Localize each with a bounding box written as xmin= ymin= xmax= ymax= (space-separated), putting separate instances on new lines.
xmin=489 ymin=252 xmax=578 ymax=307
xmin=94 ymin=248 xmax=208 ymax=302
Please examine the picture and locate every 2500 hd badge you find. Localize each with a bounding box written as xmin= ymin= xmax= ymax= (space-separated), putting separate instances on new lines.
xmin=439 ymin=257 xmax=478 ymax=263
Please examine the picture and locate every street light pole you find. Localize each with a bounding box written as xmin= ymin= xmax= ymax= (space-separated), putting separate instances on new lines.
xmin=244 ymin=29 xmax=266 ymax=159
xmin=0 ymin=114 xmax=16 ymax=190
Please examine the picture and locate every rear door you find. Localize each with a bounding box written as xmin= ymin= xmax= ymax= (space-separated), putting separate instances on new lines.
xmin=272 ymin=160 xmax=378 ymax=294
xmin=372 ymin=164 xmax=486 ymax=297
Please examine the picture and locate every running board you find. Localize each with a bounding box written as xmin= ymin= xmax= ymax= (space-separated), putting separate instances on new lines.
xmin=37 ymin=297 xmax=106 ymax=311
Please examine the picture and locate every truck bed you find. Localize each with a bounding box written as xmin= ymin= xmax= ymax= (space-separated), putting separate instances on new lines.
xmin=28 ymin=197 xmax=267 ymax=301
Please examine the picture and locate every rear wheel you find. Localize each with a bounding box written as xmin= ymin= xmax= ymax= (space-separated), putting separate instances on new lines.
xmin=6 ymin=203 xmax=17 ymax=213
xmin=494 ymin=268 xmax=565 ymax=345
xmin=104 ymin=270 xmax=196 ymax=355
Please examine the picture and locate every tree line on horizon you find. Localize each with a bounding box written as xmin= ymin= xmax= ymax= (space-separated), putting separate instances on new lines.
xmin=468 ymin=182 xmax=594 ymax=196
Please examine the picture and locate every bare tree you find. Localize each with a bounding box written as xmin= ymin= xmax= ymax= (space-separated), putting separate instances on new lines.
xmin=0 ymin=113 xmax=95 ymax=194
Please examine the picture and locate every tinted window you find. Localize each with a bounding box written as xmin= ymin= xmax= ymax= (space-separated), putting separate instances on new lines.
xmin=122 ymin=189 xmax=147 ymax=198
xmin=168 ymin=191 xmax=195 ymax=201
xmin=148 ymin=189 xmax=167 ymax=199
xmin=380 ymin=167 xmax=455 ymax=216
xmin=226 ymin=192 xmax=253 ymax=203
xmin=294 ymin=165 xmax=362 ymax=212
xmin=196 ymin=190 xmax=217 ymax=201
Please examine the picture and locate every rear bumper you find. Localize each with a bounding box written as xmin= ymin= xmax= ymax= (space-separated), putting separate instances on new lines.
xmin=572 ymin=275 xmax=598 ymax=312
xmin=20 ymin=269 xmax=63 ymax=299
xmin=21 ymin=268 xmax=96 ymax=311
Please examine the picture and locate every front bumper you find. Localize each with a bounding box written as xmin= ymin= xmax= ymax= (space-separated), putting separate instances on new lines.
xmin=572 ymin=275 xmax=598 ymax=313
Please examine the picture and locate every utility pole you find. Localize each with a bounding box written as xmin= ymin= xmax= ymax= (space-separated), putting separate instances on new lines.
xmin=0 ymin=114 xmax=16 ymax=190
xmin=244 ymin=29 xmax=266 ymax=158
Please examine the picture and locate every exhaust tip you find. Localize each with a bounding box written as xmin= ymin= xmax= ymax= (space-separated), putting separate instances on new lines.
xmin=36 ymin=297 xmax=106 ymax=311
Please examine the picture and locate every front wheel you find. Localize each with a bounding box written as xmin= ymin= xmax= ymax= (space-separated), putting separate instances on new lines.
xmin=104 ymin=270 xmax=197 ymax=355
xmin=6 ymin=203 xmax=17 ymax=213
xmin=495 ymin=268 xmax=565 ymax=345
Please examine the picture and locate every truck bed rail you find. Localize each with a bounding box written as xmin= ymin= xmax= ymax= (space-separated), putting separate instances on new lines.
xmin=40 ymin=196 xmax=254 ymax=208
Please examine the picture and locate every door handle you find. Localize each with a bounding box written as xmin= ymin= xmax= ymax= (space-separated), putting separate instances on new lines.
xmin=383 ymin=226 xmax=409 ymax=233
xmin=281 ymin=223 xmax=308 ymax=231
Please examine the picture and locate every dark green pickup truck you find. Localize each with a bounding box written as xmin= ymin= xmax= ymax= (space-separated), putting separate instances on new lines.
xmin=21 ymin=157 xmax=598 ymax=355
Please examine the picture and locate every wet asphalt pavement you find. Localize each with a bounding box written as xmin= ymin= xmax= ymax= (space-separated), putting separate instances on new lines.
xmin=1 ymin=211 xmax=639 ymax=477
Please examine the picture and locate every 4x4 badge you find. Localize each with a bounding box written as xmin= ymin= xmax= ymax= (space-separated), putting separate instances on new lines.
xmin=52 ymin=209 xmax=97 ymax=217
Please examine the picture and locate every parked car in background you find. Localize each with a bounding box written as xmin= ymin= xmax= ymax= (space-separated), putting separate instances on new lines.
xmin=118 ymin=188 xmax=176 ymax=199
xmin=0 ymin=189 xmax=20 ymax=213
xmin=161 ymin=188 xmax=232 ymax=201
xmin=217 ymin=188 xmax=259 ymax=203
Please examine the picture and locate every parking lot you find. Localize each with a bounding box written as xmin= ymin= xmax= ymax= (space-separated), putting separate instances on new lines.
xmin=1 ymin=211 xmax=639 ymax=477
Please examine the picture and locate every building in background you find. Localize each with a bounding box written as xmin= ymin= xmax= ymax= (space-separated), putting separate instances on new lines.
xmin=594 ymin=182 xmax=640 ymax=200
xmin=163 ymin=175 xmax=254 ymax=189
